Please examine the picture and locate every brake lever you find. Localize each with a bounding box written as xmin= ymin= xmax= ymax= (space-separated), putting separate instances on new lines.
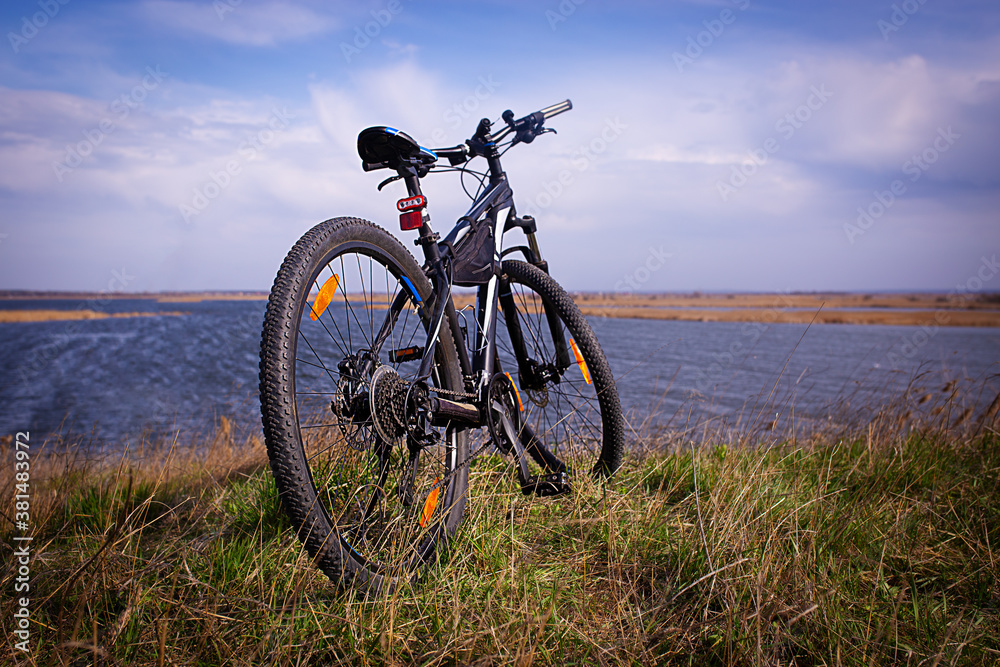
xmin=518 ymin=125 xmax=554 ymax=144
xmin=378 ymin=174 xmax=402 ymax=191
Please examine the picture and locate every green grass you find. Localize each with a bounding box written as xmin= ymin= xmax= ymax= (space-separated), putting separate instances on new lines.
xmin=2 ymin=415 xmax=998 ymax=665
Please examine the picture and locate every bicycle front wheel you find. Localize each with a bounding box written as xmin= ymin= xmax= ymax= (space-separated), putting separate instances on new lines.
xmin=498 ymin=259 xmax=624 ymax=479
xmin=259 ymin=218 xmax=468 ymax=592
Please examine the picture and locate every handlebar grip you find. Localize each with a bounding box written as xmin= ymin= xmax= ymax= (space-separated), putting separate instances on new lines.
xmin=539 ymin=99 xmax=572 ymax=120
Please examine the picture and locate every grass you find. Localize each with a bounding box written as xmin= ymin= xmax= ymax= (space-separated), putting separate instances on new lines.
xmin=1 ymin=399 xmax=999 ymax=665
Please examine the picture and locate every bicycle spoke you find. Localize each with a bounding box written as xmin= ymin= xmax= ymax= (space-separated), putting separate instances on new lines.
xmin=296 ymin=330 xmax=341 ymax=386
xmin=340 ymin=254 xmax=376 ymax=351
xmin=309 ymin=265 xmax=353 ymax=361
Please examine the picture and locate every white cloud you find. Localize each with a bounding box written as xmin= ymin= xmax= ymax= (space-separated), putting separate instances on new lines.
xmin=594 ymin=53 xmax=998 ymax=173
xmin=310 ymin=62 xmax=453 ymax=143
xmin=787 ymin=55 xmax=998 ymax=171
xmin=2 ymin=44 xmax=998 ymax=291
xmin=141 ymin=0 xmax=336 ymax=46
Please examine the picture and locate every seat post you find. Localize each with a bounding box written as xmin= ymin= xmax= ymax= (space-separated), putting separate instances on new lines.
xmin=396 ymin=162 xmax=444 ymax=270
xmin=399 ymin=164 xmax=424 ymax=199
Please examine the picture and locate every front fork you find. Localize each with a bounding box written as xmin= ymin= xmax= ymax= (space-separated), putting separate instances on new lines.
xmin=497 ymin=276 xmax=569 ymax=478
xmin=497 ymin=275 xmax=572 ymax=390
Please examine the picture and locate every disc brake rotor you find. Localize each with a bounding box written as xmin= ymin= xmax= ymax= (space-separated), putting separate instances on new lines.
xmin=525 ymin=387 xmax=548 ymax=408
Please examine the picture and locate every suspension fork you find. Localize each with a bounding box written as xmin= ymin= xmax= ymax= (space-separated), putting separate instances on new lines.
xmin=497 ymin=275 xmax=573 ymax=387
xmin=498 ymin=275 xmax=533 ymax=386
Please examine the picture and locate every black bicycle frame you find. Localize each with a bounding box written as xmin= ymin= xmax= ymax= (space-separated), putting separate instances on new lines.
xmin=368 ymin=115 xmax=575 ymax=486
xmin=394 ymin=143 xmax=570 ymax=403
xmin=399 ymin=156 xmax=520 ymax=392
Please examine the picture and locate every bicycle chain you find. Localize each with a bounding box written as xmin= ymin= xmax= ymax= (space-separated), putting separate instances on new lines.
xmin=428 ymin=385 xmax=477 ymax=400
xmin=429 ymin=383 xmax=480 ymax=494
xmin=428 ymin=381 xmax=512 ymax=498
xmin=334 ymin=376 xmax=502 ymax=524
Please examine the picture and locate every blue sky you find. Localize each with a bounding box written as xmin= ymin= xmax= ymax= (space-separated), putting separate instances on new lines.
xmin=0 ymin=0 xmax=997 ymax=293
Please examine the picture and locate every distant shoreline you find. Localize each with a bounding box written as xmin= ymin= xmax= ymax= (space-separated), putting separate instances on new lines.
xmin=575 ymin=306 xmax=1000 ymax=327
xmin=1 ymin=290 xmax=998 ymax=327
xmin=0 ymin=290 xmax=269 ymax=302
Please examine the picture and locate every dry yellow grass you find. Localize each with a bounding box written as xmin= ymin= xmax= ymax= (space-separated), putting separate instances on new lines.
xmin=571 ymin=291 xmax=1000 ymax=311
xmin=569 ymin=292 xmax=1000 ymax=326
xmin=577 ymin=306 xmax=1000 ymax=327
xmin=0 ymin=310 xmax=188 ymax=323
xmin=3 ymin=291 xmax=998 ymax=326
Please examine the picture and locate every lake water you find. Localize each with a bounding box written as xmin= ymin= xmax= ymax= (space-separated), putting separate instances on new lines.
xmin=1 ymin=298 xmax=997 ymax=450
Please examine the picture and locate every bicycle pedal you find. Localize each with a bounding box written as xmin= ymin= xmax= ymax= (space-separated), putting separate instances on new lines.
xmin=520 ymin=471 xmax=571 ymax=497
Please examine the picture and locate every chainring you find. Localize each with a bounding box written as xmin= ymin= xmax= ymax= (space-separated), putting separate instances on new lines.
xmin=485 ymin=373 xmax=522 ymax=454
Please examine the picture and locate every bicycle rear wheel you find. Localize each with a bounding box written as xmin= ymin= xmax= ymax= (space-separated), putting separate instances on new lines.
xmin=498 ymin=260 xmax=624 ymax=479
xmin=259 ymin=218 xmax=468 ymax=592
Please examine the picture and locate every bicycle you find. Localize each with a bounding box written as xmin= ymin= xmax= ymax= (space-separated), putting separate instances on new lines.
xmin=258 ymin=99 xmax=624 ymax=593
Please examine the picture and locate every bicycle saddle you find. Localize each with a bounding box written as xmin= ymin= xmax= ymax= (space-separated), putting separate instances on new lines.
xmin=357 ymin=126 xmax=437 ymax=171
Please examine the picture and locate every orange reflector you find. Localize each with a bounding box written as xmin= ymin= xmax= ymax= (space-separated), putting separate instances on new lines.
xmin=310 ymin=274 xmax=340 ymax=321
xmin=505 ymin=372 xmax=524 ymax=412
xmin=568 ymin=338 xmax=592 ymax=385
xmin=419 ymin=478 xmax=441 ymax=528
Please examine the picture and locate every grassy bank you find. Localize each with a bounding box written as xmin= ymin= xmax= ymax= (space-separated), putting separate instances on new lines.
xmin=2 ymin=413 xmax=999 ymax=665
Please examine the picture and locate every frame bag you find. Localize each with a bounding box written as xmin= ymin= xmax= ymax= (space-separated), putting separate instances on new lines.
xmin=450 ymin=217 xmax=499 ymax=286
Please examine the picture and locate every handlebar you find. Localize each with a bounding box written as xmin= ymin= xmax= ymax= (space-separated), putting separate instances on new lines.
xmin=430 ymin=99 xmax=572 ymax=164
xmin=494 ymin=98 xmax=572 ymax=144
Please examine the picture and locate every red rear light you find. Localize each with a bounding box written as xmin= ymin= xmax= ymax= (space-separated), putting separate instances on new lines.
xmin=397 ymin=195 xmax=426 ymax=212
xmin=397 ymin=195 xmax=427 ymax=230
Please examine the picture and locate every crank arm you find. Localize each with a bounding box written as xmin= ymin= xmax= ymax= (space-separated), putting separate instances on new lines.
xmin=518 ymin=421 xmax=568 ymax=474
xmin=496 ymin=404 xmax=532 ymax=487
xmin=497 ymin=406 xmax=571 ymax=497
